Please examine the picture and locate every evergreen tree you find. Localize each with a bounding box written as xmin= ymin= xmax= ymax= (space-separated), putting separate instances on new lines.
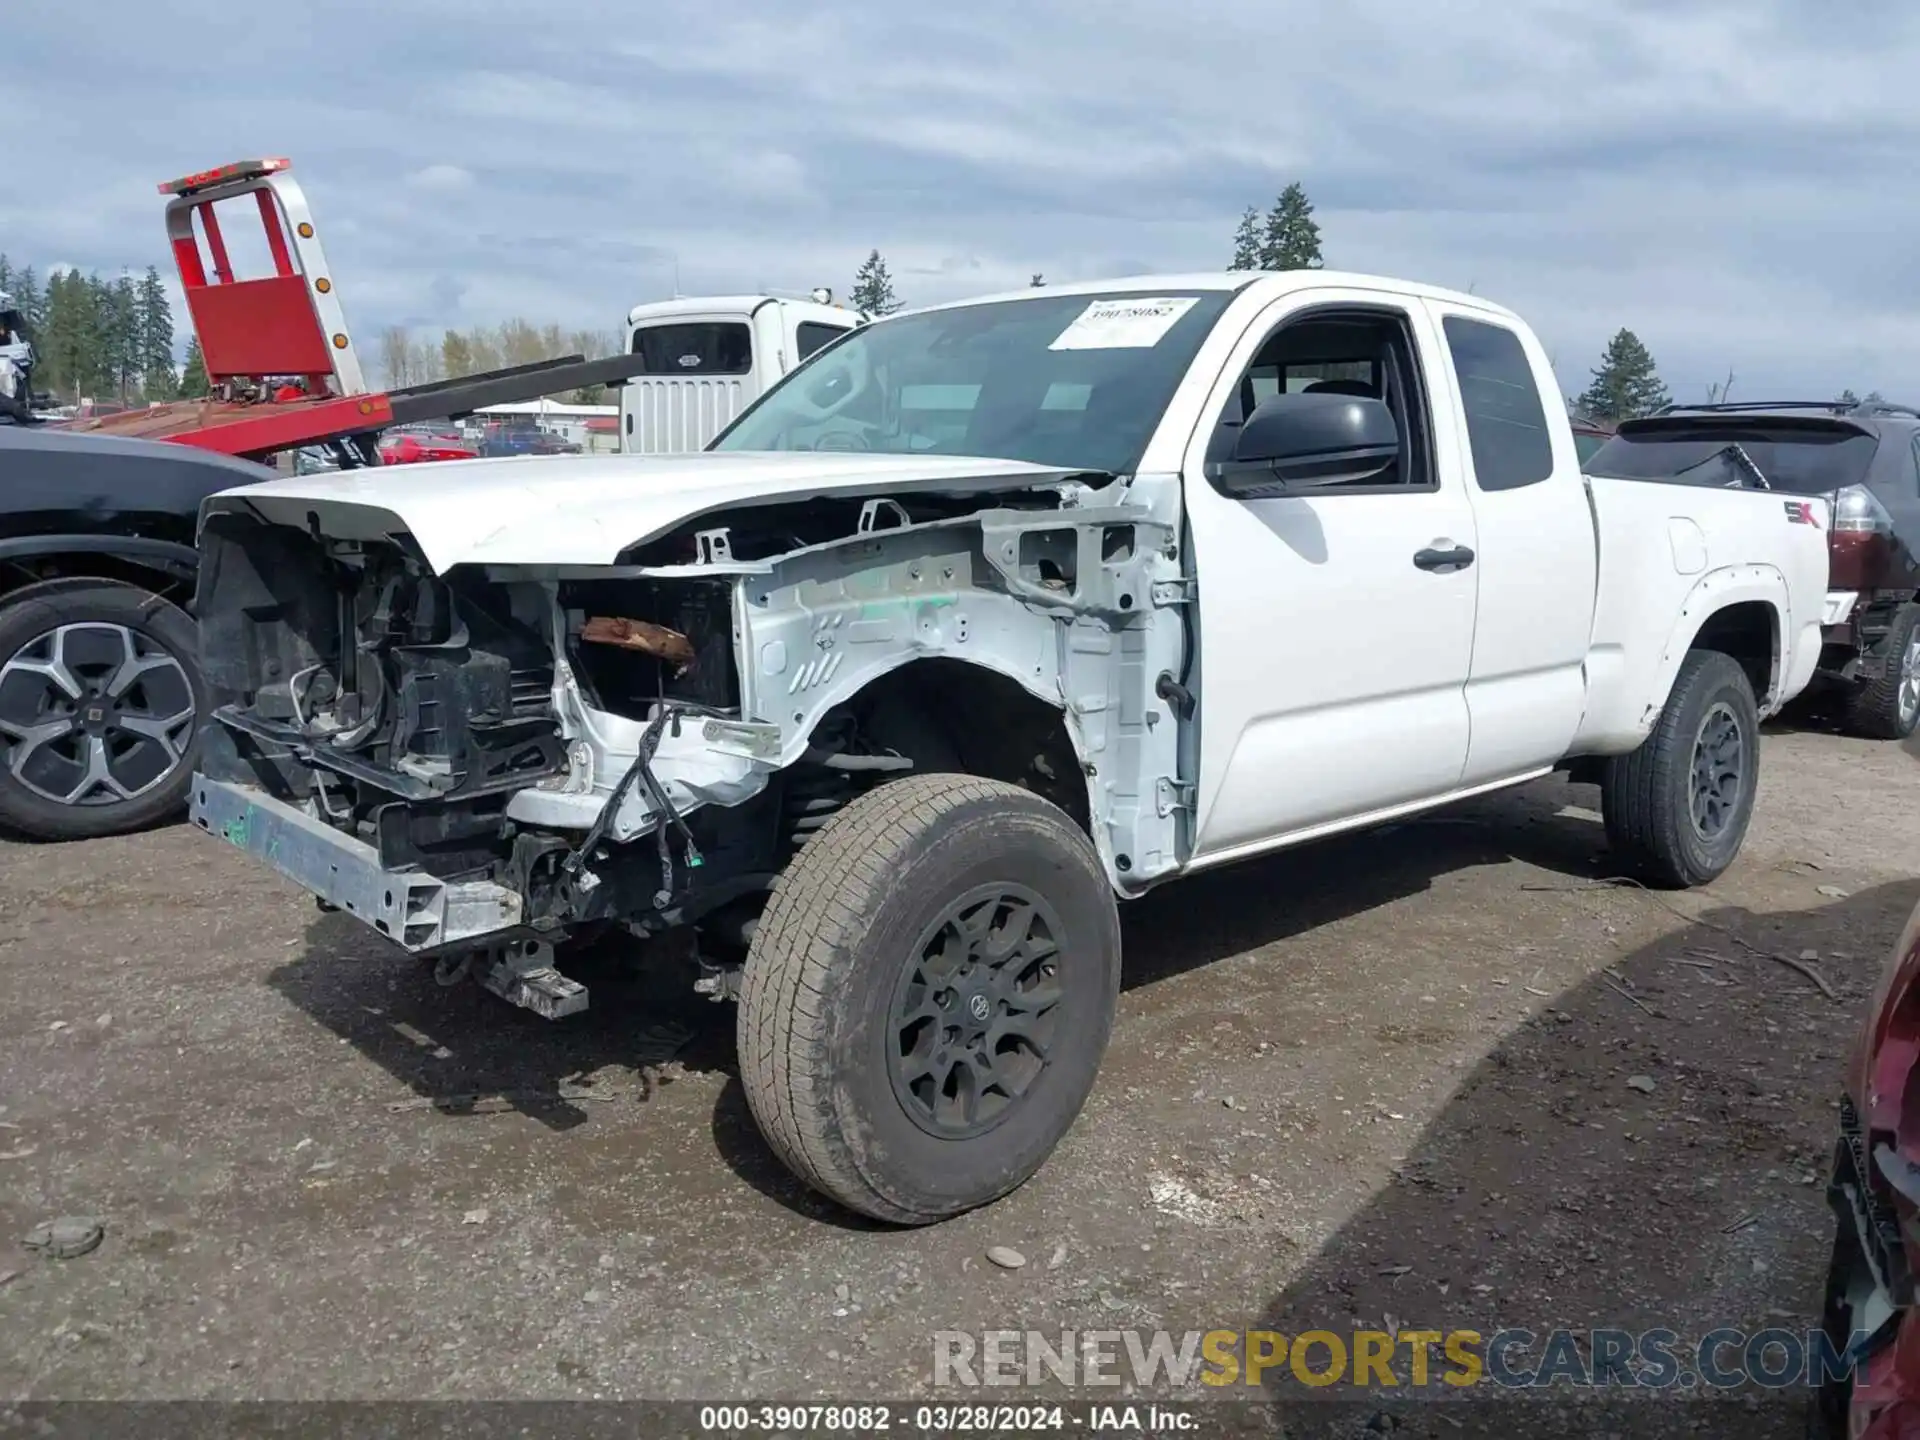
xmin=106 ymin=272 xmax=140 ymax=402
xmin=178 ymin=336 xmax=210 ymax=398
xmin=1259 ymin=183 xmax=1323 ymax=270
xmin=849 ymin=250 xmax=899 ymax=316
xmin=11 ymin=265 xmax=44 ymax=338
xmin=41 ymin=270 xmax=103 ymax=400
xmin=1229 ymin=206 xmax=1262 ymax=270
xmin=136 ymin=267 xmax=175 ymax=401
xmin=1579 ymin=329 xmax=1670 ymax=421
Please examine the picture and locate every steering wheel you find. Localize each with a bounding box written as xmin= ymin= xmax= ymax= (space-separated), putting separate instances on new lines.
xmin=812 ymin=429 xmax=871 ymax=452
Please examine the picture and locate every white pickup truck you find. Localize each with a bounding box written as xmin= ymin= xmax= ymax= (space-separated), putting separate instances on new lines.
xmin=188 ymin=271 xmax=1828 ymax=1224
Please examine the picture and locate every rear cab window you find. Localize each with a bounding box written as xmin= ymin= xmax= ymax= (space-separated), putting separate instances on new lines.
xmin=1440 ymin=315 xmax=1554 ymax=492
xmin=1585 ymin=419 xmax=1880 ymax=493
xmin=630 ymin=322 xmax=752 ymax=375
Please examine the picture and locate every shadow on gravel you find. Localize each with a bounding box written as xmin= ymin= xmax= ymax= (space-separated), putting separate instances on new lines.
xmin=262 ymin=773 xmax=1617 ymax=1218
xmin=1248 ymin=879 xmax=1917 ymax=1440
xmin=266 ymin=919 xmax=737 ymax=1133
xmin=1120 ymin=774 xmax=1610 ymax=992
xmin=267 ymin=910 xmax=890 ymax=1228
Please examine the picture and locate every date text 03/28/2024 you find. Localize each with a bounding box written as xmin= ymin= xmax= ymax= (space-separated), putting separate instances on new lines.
xmin=697 ymin=1404 xmax=1106 ymax=1432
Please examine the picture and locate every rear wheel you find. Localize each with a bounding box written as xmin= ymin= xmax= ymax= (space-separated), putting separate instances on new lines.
xmin=1845 ymin=601 xmax=1920 ymax=740
xmin=1600 ymin=649 xmax=1759 ymax=888
xmin=737 ymin=774 xmax=1120 ymax=1224
xmin=0 ymin=581 xmax=203 ymax=841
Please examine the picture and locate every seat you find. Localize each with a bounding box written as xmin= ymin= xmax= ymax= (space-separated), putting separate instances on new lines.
xmin=1301 ymin=377 xmax=1377 ymax=398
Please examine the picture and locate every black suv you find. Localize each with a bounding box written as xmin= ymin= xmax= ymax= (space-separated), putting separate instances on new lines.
xmin=0 ymin=425 xmax=273 ymax=839
xmin=1585 ymin=400 xmax=1920 ymax=739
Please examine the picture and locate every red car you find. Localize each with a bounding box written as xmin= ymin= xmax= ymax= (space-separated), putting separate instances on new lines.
xmin=1818 ymin=801 xmax=1920 ymax=1436
xmin=379 ymin=430 xmax=477 ymax=466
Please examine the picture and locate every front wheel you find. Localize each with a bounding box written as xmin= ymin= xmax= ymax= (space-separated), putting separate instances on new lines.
xmin=737 ymin=774 xmax=1121 ymax=1224
xmin=0 ymin=581 xmax=204 ymax=841
xmin=1600 ymin=648 xmax=1760 ymax=888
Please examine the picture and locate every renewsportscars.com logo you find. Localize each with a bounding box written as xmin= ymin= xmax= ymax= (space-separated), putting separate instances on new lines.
xmin=933 ymin=1326 xmax=1871 ymax=1392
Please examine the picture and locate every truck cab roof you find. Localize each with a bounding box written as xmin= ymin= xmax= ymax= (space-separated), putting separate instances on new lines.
xmin=905 ymin=270 xmax=1518 ymax=321
xmin=625 ymin=295 xmax=856 ymax=328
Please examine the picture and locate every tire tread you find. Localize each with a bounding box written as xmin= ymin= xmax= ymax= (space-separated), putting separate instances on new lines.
xmin=1843 ymin=602 xmax=1920 ymax=740
xmin=738 ymin=773 xmax=1097 ymax=1224
xmin=1601 ymin=649 xmax=1756 ymax=889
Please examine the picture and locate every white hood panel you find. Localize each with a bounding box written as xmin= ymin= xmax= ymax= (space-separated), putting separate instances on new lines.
xmin=206 ymin=451 xmax=1076 ymax=573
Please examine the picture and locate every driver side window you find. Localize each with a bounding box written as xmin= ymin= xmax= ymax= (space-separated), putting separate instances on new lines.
xmin=1207 ymin=306 xmax=1436 ymax=493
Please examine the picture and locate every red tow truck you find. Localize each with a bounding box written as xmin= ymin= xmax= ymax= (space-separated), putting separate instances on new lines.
xmin=68 ymin=158 xmax=648 ymax=466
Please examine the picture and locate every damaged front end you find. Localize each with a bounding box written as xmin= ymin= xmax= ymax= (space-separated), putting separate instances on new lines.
xmin=191 ymin=509 xmax=779 ymax=1016
xmin=191 ymin=463 xmax=1192 ymax=1020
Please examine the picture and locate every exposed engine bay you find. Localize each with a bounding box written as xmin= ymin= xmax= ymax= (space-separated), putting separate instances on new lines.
xmin=192 ymin=470 xmax=1189 ymax=1015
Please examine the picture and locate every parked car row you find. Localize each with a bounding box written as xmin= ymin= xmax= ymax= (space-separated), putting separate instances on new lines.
xmin=474 ymin=420 xmax=580 ymax=458
xmin=3 ymin=329 xmax=1910 ymax=859
xmin=378 ymin=426 xmax=477 ymax=465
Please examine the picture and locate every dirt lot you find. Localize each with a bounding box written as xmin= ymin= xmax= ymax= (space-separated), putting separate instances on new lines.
xmin=2 ymin=725 xmax=1916 ymax=1433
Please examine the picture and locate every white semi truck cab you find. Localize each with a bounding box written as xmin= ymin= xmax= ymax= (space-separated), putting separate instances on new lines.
xmin=619 ymin=293 xmax=861 ymax=454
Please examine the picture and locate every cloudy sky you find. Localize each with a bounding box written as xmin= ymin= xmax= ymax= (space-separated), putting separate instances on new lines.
xmin=8 ymin=0 xmax=1917 ymax=403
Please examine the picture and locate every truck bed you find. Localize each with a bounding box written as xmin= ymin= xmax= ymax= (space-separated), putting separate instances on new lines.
xmin=1571 ymin=472 xmax=1830 ymax=752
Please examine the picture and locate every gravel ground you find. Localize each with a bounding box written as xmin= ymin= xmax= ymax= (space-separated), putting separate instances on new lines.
xmin=1 ymin=724 xmax=1914 ymax=1435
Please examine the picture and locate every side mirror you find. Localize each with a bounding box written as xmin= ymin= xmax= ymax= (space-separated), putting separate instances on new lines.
xmin=1211 ymin=391 xmax=1399 ymax=496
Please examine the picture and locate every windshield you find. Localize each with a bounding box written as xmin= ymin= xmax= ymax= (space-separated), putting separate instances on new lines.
xmin=1585 ymin=422 xmax=1880 ymax=493
xmin=710 ymin=289 xmax=1237 ymax=473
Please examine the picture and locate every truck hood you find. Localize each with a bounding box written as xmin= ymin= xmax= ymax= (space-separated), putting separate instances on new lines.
xmin=203 ymin=450 xmax=1083 ymax=574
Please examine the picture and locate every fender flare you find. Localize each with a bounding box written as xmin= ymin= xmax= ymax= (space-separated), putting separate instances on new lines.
xmin=1646 ymin=563 xmax=1790 ymax=723
xmin=0 ymin=533 xmax=199 ymax=584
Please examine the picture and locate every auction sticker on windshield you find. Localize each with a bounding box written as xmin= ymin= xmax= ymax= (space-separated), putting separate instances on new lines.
xmin=1050 ymin=296 xmax=1199 ymax=350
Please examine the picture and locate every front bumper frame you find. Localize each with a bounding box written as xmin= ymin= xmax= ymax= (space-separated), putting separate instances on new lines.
xmin=189 ymin=775 xmax=522 ymax=952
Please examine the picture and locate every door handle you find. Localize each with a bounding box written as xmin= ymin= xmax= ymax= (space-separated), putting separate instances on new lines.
xmin=1413 ymin=542 xmax=1475 ymax=572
